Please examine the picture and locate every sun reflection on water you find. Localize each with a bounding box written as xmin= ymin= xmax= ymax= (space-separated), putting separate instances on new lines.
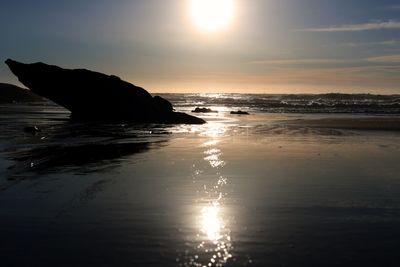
xmin=201 ymin=122 xmax=228 ymax=138
xmin=194 ymin=200 xmax=232 ymax=267
xmin=181 ymin=135 xmax=232 ymax=267
xmin=201 ymin=204 xmax=222 ymax=242
xmin=204 ymin=148 xmax=225 ymax=169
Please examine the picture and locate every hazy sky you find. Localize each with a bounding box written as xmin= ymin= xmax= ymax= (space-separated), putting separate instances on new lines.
xmin=1 ymin=0 xmax=399 ymax=93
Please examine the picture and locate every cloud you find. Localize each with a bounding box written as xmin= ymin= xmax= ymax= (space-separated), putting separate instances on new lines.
xmin=190 ymin=65 xmax=400 ymax=88
xmin=249 ymin=59 xmax=353 ymax=65
xmin=301 ymin=20 xmax=400 ymax=32
xmin=335 ymin=39 xmax=400 ymax=47
xmin=366 ymin=55 xmax=400 ymax=63
xmin=150 ymin=64 xmax=400 ymax=93
xmin=229 ymin=55 xmax=400 ymax=93
xmin=250 ymin=55 xmax=400 ymax=66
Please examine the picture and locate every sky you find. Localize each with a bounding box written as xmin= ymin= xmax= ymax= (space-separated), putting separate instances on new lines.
xmin=0 ymin=0 xmax=399 ymax=94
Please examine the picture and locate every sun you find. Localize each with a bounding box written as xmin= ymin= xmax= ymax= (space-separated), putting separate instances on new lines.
xmin=190 ymin=0 xmax=234 ymax=33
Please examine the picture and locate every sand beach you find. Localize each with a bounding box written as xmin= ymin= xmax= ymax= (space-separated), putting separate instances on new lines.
xmin=1 ymin=101 xmax=400 ymax=266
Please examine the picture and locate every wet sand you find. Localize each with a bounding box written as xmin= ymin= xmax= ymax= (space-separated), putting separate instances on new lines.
xmin=1 ymin=103 xmax=400 ymax=267
xmin=284 ymin=117 xmax=400 ymax=131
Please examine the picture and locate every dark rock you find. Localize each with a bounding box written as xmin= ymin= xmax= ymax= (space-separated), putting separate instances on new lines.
xmin=0 ymin=82 xmax=44 ymax=103
xmin=191 ymin=107 xmax=218 ymax=113
xmin=230 ymin=110 xmax=250 ymax=115
xmin=5 ymin=59 xmax=205 ymax=124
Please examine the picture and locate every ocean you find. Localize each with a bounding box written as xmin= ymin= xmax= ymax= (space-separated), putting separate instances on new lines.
xmin=1 ymin=93 xmax=400 ymax=267
xmin=161 ymin=93 xmax=400 ymax=114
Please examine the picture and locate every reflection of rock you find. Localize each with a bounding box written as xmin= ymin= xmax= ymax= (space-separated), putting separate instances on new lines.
xmin=5 ymin=59 xmax=205 ymax=124
xmin=0 ymin=82 xmax=44 ymax=103
xmin=8 ymin=141 xmax=153 ymax=175
xmin=5 ymin=122 xmax=170 ymax=178
xmin=192 ymin=107 xmax=218 ymax=113
xmin=230 ymin=110 xmax=250 ymax=115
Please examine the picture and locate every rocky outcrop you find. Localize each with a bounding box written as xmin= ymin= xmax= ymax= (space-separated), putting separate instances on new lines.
xmin=5 ymin=59 xmax=205 ymax=124
xmin=192 ymin=107 xmax=218 ymax=113
xmin=0 ymin=82 xmax=44 ymax=103
xmin=230 ymin=110 xmax=250 ymax=115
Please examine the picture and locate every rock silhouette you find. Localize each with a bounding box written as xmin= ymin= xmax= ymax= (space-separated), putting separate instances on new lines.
xmin=230 ymin=110 xmax=250 ymax=115
xmin=0 ymin=82 xmax=44 ymax=103
xmin=192 ymin=107 xmax=218 ymax=113
xmin=5 ymin=59 xmax=205 ymax=124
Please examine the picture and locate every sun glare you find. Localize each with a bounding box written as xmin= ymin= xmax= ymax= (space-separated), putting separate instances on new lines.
xmin=201 ymin=205 xmax=222 ymax=242
xmin=190 ymin=0 xmax=234 ymax=33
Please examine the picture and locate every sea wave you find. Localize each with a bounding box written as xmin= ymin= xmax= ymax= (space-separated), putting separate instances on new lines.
xmin=159 ymin=93 xmax=400 ymax=114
